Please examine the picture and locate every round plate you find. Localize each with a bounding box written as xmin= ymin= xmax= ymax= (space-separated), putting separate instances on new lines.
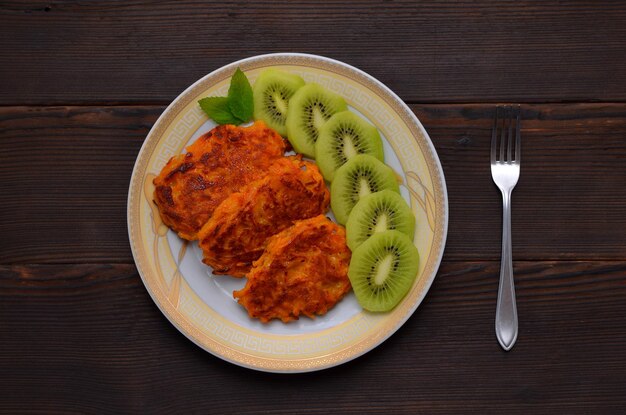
xmin=127 ymin=53 xmax=448 ymax=373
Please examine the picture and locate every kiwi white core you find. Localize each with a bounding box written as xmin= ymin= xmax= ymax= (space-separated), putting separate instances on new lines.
xmin=313 ymin=106 xmax=326 ymax=130
xmin=343 ymin=135 xmax=358 ymax=159
xmin=273 ymin=92 xmax=288 ymax=115
xmin=358 ymin=179 xmax=372 ymax=198
xmin=373 ymin=213 xmax=389 ymax=233
xmin=374 ymin=255 xmax=394 ymax=285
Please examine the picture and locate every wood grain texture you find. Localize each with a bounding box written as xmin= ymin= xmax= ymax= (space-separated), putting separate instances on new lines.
xmin=0 ymin=106 xmax=161 ymax=263
xmin=1 ymin=261 xmax=625 ymax=413
xmin=1 ymin=0 xmax=626 ymax=104
xmin=0 ymin=103 xmax=624 ymax=264
xmin=2 ymin=1 xmax=625 ymax=412
xmin=414 ymin=103 xmax=626 ymax=261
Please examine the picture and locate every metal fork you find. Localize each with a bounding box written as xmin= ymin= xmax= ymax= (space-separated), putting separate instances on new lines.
xmin=491 ymin=105 xmax=521 ymax=351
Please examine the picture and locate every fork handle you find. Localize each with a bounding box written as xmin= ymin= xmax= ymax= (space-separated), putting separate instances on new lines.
xmin=496 ymin=189 xmax=518 ymax=351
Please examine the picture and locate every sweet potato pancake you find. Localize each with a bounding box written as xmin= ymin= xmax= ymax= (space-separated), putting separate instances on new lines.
xmin=233 ymin=215 xmax=352 ymax=323
xmin=198 ymin=156 xmax=329 ymax=277
xmin=153 ymin=121 xmax=286 ymax=240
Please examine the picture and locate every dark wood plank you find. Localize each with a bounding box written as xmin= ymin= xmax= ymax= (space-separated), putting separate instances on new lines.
xmin=0 ymin=106 xmax=162 ymax=263
xmin=1 ymin=261 xmax=625 ymax=413
xmin=416 ymin=103 xmax=626 ymax=261
xmin=1 ymin=103 xmax=625 ymax=263
xmin=1 ymin=0 xmax=626 ymax=104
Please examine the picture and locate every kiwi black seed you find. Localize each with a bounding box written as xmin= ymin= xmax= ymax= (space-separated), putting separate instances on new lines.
xmin=330 ymin=154 xmax=400 ymax=225
xmin=348 ymin=230 xmax=419 ymax=312
xmin=315 ymin=110 xmax=384 ymax=181
xmin=346 ymin=189 xmax=415 ymax=251
xmin=253 ymin=69 xmax=305 ymax=136
xmin=286 ymin=83 xmax=347 ymax=158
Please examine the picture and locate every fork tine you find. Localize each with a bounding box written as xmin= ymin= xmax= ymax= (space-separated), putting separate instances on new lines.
xmin=491 ymin=106 xmax=498 ymax=163
xmin=515 ymin=105 xmax=521 ymax=162
xmin=499 ymin=106 xmax=507 ymax=161
xmin=507 ymin=106 xmax=513 ymax=162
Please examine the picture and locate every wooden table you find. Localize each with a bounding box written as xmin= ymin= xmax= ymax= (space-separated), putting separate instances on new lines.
xmin=2 ymin=1 xmax=625 ymax=413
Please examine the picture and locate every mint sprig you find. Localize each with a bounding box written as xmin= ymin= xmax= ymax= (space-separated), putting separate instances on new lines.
xmin=198 ymin=67 xmax=253 ymax=125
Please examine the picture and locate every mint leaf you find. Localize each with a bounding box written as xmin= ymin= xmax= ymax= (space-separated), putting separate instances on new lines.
xmin=227 ymin=68 xmax=253 ymax=122
xmin=198 ymin=97 xmax=243 ymax=125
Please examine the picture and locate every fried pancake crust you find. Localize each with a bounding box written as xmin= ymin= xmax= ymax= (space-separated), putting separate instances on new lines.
xmin=233 ymin=215 xmax=352 ymax=323
xmin=153 ymin=121 xmax=286 ymax=240
xmin=198 ymin=156 xmax=329 ymax=277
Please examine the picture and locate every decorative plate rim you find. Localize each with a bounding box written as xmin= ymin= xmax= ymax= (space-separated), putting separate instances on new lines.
xmin=127 ymin=52 xmax=448 ymax=373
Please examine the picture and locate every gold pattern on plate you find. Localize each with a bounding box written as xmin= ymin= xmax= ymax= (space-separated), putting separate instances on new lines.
xmin=142 ymin=172 xmax=187 ymax=309
xmin=406 ymin=171 xmax=437 ymax=233
xmin=167 ymin=241 xmax=187 ymax=309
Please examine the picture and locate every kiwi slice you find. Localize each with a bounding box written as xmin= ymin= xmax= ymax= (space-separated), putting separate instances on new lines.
xmin=286 ymin=83 xmax=347 ymax=158
xmin=315 ymin=111 xmax=384 ymax=181
xmin=330 ymin=154 xmax=400 ymax=225
xmin=346 ymin=189 xmax=415 ymax=251
xmin=348 ymin=230 xmax=419 ymax=312
xmin=253 ymin=69 xmax=305 ymax=136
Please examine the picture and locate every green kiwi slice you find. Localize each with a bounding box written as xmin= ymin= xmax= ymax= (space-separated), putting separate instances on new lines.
xmin=253 ymin=69 xmax=305 ymax=136
xmin=348 ymin=230 xmax=419 ymax=312
xmin=315 ymin=111 xmax=384 ymax=181
xmin=346 ymin=189 xmax=415 ymax=251
xmin=286 ymin=83 xmax=347 ymax=158
xmin=330 ymin=154 xmax=400 ymax=225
